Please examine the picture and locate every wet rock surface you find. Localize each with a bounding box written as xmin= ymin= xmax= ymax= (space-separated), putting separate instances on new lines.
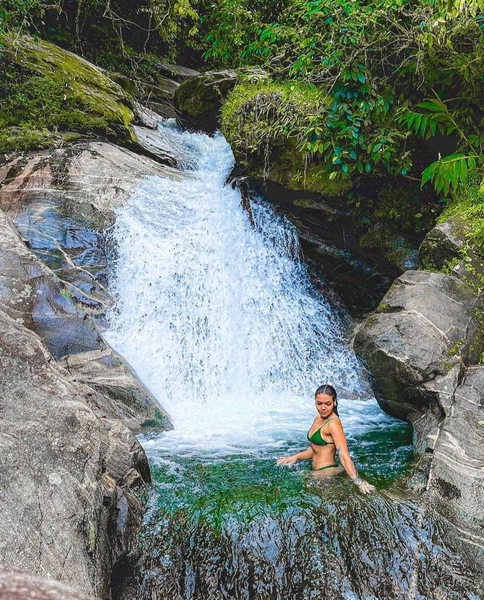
xmin=61 ymin=348 xmax=171 ymax=434
xmin=0 ymin=205 xmax=168 ymax=432
xmin=0 ymin=306 xmax=148 ymax=597
xmin=248 ymin=180 xmax=419 ymax=315
xmin=0 ymin=137 xmax=177 ymax=595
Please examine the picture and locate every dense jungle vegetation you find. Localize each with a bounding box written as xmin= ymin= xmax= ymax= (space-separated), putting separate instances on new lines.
xmin=1 ymin=0 xmax=484 ymax=201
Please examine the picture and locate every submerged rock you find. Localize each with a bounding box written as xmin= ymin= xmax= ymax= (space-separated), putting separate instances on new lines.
xmin=118 ymin=473 xmax=483 ymax=600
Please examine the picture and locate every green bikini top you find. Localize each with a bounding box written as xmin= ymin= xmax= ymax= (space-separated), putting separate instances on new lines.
xmin=307 ymin=417 xmax=338 ymax=446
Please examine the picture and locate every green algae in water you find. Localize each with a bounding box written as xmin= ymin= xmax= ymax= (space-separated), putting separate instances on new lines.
xmin=139 ymin=426 xmax=482 ymax=600
xmin=147 ymin=420 xmax=414 ymax=531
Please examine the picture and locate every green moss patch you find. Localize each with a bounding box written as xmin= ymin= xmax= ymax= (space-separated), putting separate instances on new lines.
xmin=221 ymin=79 xmax=350 ymax=195
xmin=0 ymin=33 xmax=135 ymax=151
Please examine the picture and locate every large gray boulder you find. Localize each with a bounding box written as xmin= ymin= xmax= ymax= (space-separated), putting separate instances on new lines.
xmin=354 ymin=268 xmax=484 ymax=572
xmin=0 ymin=140 xmax=183 ymax=432
xmin=353 ymin=269 xmax=483 ymax=449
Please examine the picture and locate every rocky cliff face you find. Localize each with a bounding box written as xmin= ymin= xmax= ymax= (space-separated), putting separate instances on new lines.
xmin=0 ymin=304 xmax=145 ymax=597
xmin=0 ymin=133 xmax=187 ymax=597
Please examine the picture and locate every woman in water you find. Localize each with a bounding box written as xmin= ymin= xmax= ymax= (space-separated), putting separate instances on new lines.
xmin=277 ymin=384 xmax=375 ymax=494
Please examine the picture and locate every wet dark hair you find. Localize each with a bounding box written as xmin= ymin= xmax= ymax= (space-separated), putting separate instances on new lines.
xmin=315 ymin=384 xmax=339 ymax=416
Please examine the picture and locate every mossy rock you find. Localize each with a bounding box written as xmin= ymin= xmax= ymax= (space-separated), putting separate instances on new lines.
xmin=420 ymin=183 xmax=484 ymax=289
xmin=360 ymin=223 xmax=418 ymax=273
xmin=419 ymin=216 xmax=467 ymax=271
xmin=174 ymin=70 xmax=239 ymax=133
xmin=0 ymin=33 xmax=135 ymax=149
xmin=221 ymin=80 xmax=350 ymax=196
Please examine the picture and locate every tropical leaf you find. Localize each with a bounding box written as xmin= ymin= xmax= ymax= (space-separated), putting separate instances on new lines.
xmin=421 ymin=153 xmax=477 ymax=195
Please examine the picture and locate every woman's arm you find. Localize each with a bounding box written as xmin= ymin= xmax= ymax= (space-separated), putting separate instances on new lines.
xmin=277 ymin=447 xmax=314 ymax=465
xmin=329 ymin=421 xmax=376 ymax=494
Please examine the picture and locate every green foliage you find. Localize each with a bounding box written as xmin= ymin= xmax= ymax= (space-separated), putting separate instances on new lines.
xmin=3 ymin=0 xmax=484 ymax=198
xmin=221 ymin=79 xmax=323 ymax=155
xmin=203 ymin=0 xmax=484 ymax=196
xmin=420 ymin=154 xmax=477 ymax=196
xmin=397 ymin=95 xmax=483 ymax=195
xmin=148 ymin=0 xmax=201 ymax=55
xmin=0 ymin=0 xmax=42 ymax=33
xmin=0 ymin=126 xmax=62 ymax=152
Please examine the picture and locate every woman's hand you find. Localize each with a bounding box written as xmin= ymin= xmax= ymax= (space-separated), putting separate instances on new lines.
xmin=355 ymin=478 xmax=376 ymax=494
xmin=276 ymin=455 xmax=298 ymax=466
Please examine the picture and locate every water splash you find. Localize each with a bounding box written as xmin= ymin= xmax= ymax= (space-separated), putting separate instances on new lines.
xmin=105 ymin=121 xmax=395 ymax=458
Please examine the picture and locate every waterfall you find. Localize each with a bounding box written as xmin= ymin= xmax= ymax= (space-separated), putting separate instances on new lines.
xmin=105 ymin=121 xmax=392 ymax=459
xmin=104 ymin=122 xmax=483 ymax=600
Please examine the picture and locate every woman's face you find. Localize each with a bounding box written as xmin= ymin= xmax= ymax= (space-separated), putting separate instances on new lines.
xmin=315 ymin=393 xmax=335 ymax=418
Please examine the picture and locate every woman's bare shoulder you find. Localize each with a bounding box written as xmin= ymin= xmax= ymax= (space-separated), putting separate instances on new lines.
xmin=328 ymin=416 xmax=344 ymax=431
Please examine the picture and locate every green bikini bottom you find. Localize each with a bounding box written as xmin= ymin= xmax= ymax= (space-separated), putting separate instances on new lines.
xmin=316 ymin=463 xmax=338 ymax=471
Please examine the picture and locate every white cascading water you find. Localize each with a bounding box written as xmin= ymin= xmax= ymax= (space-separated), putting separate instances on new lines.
xmin=105 ymin=121 xmax=392 ymax=459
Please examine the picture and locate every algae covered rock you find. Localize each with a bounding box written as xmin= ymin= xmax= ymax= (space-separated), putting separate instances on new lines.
xmin=175 ymin=70 xmax=238 ymax=133
xmin=420 ymin=212 xmax=484 ymax=289
xmin=221 ymin=79 xmax=351 ymax=196
xmin=0 ymin=33 xmax=135 ymax=149
xmin=419 ymin=216 xmax=466 ymax=271
xmin=359 ymin=223 xmax=419 ymax=273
